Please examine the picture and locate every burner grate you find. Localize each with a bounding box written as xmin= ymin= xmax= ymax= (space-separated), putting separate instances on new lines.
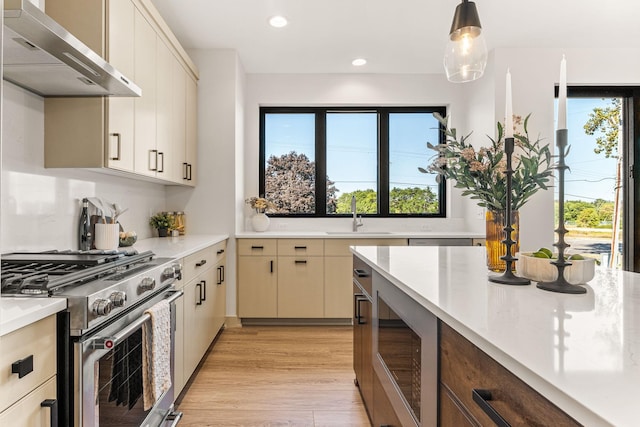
xmin=1 ymin=250 xmax=155 ymax=295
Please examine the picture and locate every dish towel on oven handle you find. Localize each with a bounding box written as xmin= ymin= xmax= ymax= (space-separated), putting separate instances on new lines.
xmin=142 ymin=299 xmax=172 ymax=410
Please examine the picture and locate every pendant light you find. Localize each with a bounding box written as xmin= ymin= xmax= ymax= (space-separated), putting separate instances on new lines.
xmin=443 ymin=0 xmax=488 ymax=83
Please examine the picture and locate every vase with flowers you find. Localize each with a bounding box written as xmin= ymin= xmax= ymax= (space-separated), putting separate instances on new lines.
xmin=245 ymin=196 xmax=276 ymax=232
xmin=420 ymin=113 xmax=554 ymax=271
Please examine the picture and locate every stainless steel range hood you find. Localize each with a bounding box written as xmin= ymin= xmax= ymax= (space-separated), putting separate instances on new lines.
xmin=3 ymin=0 xmax=141 ymax=97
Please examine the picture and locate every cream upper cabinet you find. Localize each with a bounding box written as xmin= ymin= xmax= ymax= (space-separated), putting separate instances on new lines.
xmin=43 ymin=0 xmax=199 ymax=186
xmin=171 ymin=61 xmax=188 ymax=183
xmin=105 ymin=0 xmax=135 ymax=172
xmin=133 ymin=11 xmax=158 ymax=178
xmin=184 ymin=75 xmax=198 ymax=185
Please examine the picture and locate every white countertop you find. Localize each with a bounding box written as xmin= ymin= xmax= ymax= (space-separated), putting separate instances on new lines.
xmin=0 ymin=234 xmax=228 ymax=337
xmin=133 ymin=233 xmax=229 ymax=258
xmin=236 ymin=230 xmax=484 ymax=239
xmin=352 ymin=245 xmax=637 ymax=427
xmin=0 ymin=297 xmax=66 ymax=336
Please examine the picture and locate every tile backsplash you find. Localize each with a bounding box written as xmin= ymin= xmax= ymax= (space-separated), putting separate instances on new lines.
xmin=1 ymin=82 xmax=167 ymax=252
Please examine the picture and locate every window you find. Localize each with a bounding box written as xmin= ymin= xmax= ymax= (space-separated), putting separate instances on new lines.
xmin=260 ymin=107 xmax=446 ymax=217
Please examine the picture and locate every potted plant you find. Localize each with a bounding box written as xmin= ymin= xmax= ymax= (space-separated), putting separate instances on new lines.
xmin=245 ymin=196 xmax=276 ymax=232
xmin=149 ymin=212 xmax=174 ymax=237
xmin=421 ymin=113 xmax=554 ymax=271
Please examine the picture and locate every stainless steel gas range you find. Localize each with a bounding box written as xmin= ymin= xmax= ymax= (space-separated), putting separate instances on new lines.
xmin=1 ymin=250 xmax=184 ymax=427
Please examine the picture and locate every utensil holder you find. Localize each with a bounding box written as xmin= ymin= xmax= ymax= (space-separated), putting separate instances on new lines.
xmin=94 ymin=223 xmax=120 ymax=250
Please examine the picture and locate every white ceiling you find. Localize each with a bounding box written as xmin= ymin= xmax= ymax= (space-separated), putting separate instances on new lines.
xmin=150 ymin=0 xmax=640 ymax=74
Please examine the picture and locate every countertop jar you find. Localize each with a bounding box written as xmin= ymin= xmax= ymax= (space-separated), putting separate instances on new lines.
xmin=174 ymin=211 xmax=185 ymax=235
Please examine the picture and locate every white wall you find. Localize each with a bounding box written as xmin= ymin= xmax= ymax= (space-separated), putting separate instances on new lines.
xmin=243 ymin=73 xmax=469 ymax=233
xmin=1 ymin=82 xmax=167 ymax=253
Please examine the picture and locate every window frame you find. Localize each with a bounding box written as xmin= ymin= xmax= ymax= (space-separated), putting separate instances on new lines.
xmin=259 ymin=106 xmax=447 ymax=218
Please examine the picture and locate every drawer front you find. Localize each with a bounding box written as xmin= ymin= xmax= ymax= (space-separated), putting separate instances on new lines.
xmin=439 ymin=322 xmax=579 ymax=427
xmin=325 ymin=238 xmax=407 ymax=256
xmin=0 ymin=376 xmax=57 ymax=427
xmin=212 ymin=239 xmax=227 ymax=264
xmin=277 ymin=239 xmax=324 ymax=256
xmin=352 ymin=255 xmax=373 ymax=297
xmin=183 ymin=246 xmax=215 ymax=282
xmin=0 ymin=316 xmax=57 ymax=412
xmin=237 ymin=239 xmax=277 ymax=256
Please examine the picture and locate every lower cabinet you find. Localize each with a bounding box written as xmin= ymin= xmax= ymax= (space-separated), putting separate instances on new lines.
xmin=0 ymin=377 xmax=57 ymax=427
xmin=0 ymin=315 xmax=58 ymax=427
xmin=238 ymin=238 xmax=406 ymax=320
xmin=175 ymin=240 xmax=227 ymax=395
xmin=439 ymin=322 xmax=579 ymax=426
xmin=353 ymin=283 xmax=373 ymax=420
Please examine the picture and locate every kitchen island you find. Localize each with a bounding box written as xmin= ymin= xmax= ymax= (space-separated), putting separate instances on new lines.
xmin=352 ymin=245 xmax=638 ymax=427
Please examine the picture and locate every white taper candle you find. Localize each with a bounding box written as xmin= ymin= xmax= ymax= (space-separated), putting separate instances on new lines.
xmin=558 ymin=55 xmax=567 ymax=130
xmin=505 ymin=68 xmax=513 ymax=138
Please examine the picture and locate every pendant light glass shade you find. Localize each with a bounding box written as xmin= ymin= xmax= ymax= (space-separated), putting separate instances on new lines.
xmin=444 ymin=0 xmax=488 ymax=83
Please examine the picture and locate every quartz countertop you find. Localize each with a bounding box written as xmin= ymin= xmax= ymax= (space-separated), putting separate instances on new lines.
xmin=236 ymin=231 xmax=484 ymax=239
xmin=133 ymin=234 xmax=229 ymax=258
xmin=351 ymin=245 xmax=636 ymax=427
xmin=0 ymin=234 xmax=228 ymax=337
xmin=0 ymin=297 xmax=66 ymax=336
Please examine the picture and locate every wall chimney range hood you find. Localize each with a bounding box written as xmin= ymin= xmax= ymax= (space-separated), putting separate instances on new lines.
xmin=3 ymin=0 xmax=141 ymax=97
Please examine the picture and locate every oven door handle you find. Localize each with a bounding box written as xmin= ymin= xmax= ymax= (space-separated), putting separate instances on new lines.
xmin=92 ymin=290 xmax=184 ymax=349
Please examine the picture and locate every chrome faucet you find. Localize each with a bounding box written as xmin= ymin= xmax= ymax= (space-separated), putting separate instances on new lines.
xmin=351 ymin=195 xmax=363 ymax=232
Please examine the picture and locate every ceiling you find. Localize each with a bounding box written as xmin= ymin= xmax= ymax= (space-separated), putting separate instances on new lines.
xmin=150 ymin=0 xmax=639 ymax=75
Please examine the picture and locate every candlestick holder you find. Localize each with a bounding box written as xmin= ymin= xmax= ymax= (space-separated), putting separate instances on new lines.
xmin=537 ymin=129 xmax=586 ymax=294
xmin=489 ymin=137 xmax=530 ymax=285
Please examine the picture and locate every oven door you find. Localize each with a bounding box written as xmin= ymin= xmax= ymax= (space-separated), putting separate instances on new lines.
xmin=73 ymin=288 xmax=183 ymax=427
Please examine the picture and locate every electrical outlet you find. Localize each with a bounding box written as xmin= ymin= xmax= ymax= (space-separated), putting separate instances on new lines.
xmin=476 ymin=207 xmax=485 ymax=220
xmin=421 ymin=224 xmax=432 ymax=231
xmin=277 ymin=222 xmax=288 ymax=230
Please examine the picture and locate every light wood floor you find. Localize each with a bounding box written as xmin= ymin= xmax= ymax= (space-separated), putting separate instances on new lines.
xmin=176 ymin=325 xmax=370 ymax=426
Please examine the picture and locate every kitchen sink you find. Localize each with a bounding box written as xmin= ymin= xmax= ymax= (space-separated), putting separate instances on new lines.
xmin=324 ymin=231 xmax=393 ymax=235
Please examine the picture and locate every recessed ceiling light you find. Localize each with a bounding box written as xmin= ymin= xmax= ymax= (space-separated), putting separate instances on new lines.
xmin=352 ymin=58 xmax=367 ymax=67
xmin=269 ymin=15 xmax=288 ymax=28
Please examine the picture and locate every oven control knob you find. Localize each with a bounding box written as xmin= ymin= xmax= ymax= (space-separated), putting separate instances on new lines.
xmin=109 ymin=291 xmax=127 ymax=307
xmin=172 ymin=263 xmax=183 ymax=280
xmin=92 ymin=298 xmax=113 ymax=317
xmin=139 ymin=277 xmax=156 ymax=292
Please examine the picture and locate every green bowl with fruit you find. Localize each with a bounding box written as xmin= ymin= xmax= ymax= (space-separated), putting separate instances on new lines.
xmin=515 ymin=248 xmax=596 ymax=284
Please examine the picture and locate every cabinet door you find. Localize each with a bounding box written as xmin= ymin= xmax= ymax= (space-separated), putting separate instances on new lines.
xmin=172 ymin=61 xmax=187 ymax=183
xmin=238 ymin=256 xmax=277 ymax=318
xmin=0 ymin=377 xmax=57 ymax=427
xmin=198 ymin=267 xmax=217 ymax=354
xmin=174 ymin=292 xmax=185 ymax=395
xmin=133 ymin=10 xmax=158 ymax=177
xmin=212 ymin=260 xmax=226 ymax=334
xmin=155 ymin=37 xmax=173 ymax=181
xmin=277 ymin=257 xmax=324 ymax=318
xmin=353 ymin=286 xmax=373 ymax=419
xmin=182 ymin=278 xmax=203 ymax=377
xmin=185 ymin=74 xmax=198 ymax=185
xmin=324 ymin=256 xmax=354 ymax=318
xmin=105 ymin=0 xmax=135 ymax=172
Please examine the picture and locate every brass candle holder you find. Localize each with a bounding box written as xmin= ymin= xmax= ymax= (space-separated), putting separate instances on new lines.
xmin=489 ymin=137 xmax=530 ymax=285
xmin=537 ymin=129 xmax=586 ymax=294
